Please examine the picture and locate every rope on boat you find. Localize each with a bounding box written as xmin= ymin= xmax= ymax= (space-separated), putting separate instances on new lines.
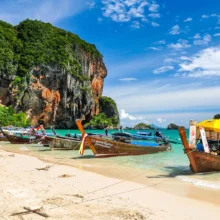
xmin=184 ymin=148 xmax=197 ymax=155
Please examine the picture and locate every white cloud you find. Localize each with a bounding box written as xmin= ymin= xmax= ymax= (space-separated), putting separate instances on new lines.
xmin=148 ymin=13 xmax=160 ymax=18
xmin=98 ymin=17 xmax=103 ymax=22
xmin=131 ymin=21 xmax=141 ymax=28
xmin=156 ymin=118 xmax=166 ymax=124
xmin=0 ymin=0 xmax=86 ymax=25
xmin=118 ymin=78 xmax=137 ymax=81
xmin=156 ymin=40 xmax=166 ymax=44
xmin=163 ymin=58 xmax=175 ymax=63
xmin=193 ymin=33 xmax=201 ymax=39
xmin=169 ymin=25 xmax=180 ymax=35
xmin=180 ymin=56 xmax=191 ymax=61
xmin=184 ymin=17 xmax=192 ymax=22
xmin=202 ymin=15 xmax=209 ymax=18
xmin=153 ymin=66 xmax=174 ymax=74
xmin=148 ymin=2 xmax=160 ymax=12
xmin=179 ymin=47 xmax=220 ymax=77
xmin=101 ymin=0 xmax=160 ymax=26
xmin=145 ymin=47 xmax=162 ymax=51
xmin=120 ymin=109 xmax=139 ymax=120
xmin=214 ymin=33 xmax=220 ymax=37
xmin=211 ymin=14 xmax=218 ymax=17
xmin=151 ymin=21 xmax=160 ymax=27
xmin=87 ymin=1 xmax=95 ymax=9
xmin=193 ymin=34 xmax=212 ymax=45
xmin=168 ymin=39 xmax=191 ymax=50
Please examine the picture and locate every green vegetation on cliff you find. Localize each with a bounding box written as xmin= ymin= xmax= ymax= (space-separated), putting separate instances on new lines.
xmin=0 ymin=106 xmax=31 ymax=127
xmin=84 ymin=113 xmax=118 ymax=129
xmin=85 ymin=96 xmax=120 ymax=129
xmin=0 ymin=19 xmax=102 ymax=80
xmin=213 ymin=114 xmax=220 ymax=119
xmin=99 ymin=96 xmax=119 ymax=124
xmin=134 ymin=123 xmax=153 ymax=130
xmin=167 ymin=123 xmax=179 ymax=130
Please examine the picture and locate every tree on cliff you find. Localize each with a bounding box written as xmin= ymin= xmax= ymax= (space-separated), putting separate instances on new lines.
xmin=99 ymin=96 xmax=120 ymax=125
xmin=213 ymin=114 xmax=220 ymax=119
xmin=84 ymin=96 xmax=120 ymax=129
xmin=84 ymin=113 xmax=117 ymax=129
xmin=167 ymin=123 xmax=179 ymax=130
xmin=0 ymin=106 xmax=31 ymax=127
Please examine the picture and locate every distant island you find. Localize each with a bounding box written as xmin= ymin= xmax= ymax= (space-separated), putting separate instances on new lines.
xmin=214 ymin=114 xmax=220 ymax=119
xmin=167 ymin=123 xmax=180 ymax=130
xmin=133 ymin=123 xmax=154 ymax=130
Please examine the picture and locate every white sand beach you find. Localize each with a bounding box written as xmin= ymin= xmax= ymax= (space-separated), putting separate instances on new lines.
xmin=0 ymin=149 xmax=220 ymax=220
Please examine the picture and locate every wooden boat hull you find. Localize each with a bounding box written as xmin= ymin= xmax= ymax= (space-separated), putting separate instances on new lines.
xmin=179 ymin=126 xmax=220 ymax=173
xmin=1 ymin=131 xmax=43 ymax=144
xmin=188 ymin=151 xmax=220 ymax=173
xmin=88 ymin=136 xmax=170 ymax=157
xmin=49 ymin=137 xmax=82 ymax=150
xmin=4 ymin=135 xmax=37 ymax=144
xmin=0 ymin=137 xmax=8 ymax=141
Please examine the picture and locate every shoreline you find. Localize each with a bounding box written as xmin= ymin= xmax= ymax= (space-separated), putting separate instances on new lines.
xmin=1 ymin=142 xmax=220 ymax=205
xmin=0 ymin=148 xmax=220 ymax=219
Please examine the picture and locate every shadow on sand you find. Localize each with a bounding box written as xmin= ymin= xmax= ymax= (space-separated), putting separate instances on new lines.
xmin=72 ymin=155 xmax=96 ymax=159
xmin=146 ymin=165 xmax=219 ymax=178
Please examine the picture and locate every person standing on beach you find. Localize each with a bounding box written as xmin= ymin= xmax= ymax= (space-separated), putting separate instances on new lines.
xmin=104 ymin=126 xmax=108 ymax=136
xmin=106 ymin=128 xmax=108 ymax=136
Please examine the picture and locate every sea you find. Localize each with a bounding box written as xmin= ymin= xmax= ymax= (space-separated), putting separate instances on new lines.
xmin=1 ymin=128 xmax=220 ymax=196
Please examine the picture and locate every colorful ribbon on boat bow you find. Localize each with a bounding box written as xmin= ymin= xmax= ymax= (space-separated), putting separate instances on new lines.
xmin=79 ymin=133 xmax=88 ymax=155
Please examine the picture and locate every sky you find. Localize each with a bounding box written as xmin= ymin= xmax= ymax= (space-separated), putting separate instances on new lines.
xmin=1 ymin=0 xmax=220 ymax=128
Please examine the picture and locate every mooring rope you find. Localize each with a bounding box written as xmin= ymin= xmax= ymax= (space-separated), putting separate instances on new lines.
xmin=79 ymin=179 xmax=169 ymax=204
xmin=36 ymin=141 xmax=81 ymax=171
xmin=48 ymin=178 xmax=169 ymax=211
xmin=85 ymin=169 xmax=153 ymax=196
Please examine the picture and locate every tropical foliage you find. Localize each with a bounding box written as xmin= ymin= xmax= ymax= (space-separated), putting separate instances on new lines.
xmin=167 ymin=123 xmax=179 ymax=129
xmin=0 ymin=19 xmax=102 ymax=82
xmin=84 ymin=113 xmax=119 ymax=129
xmin=213 ymin=114 xmax=220 ymax=119
xmin=0 ymin=106 xmax=31 ymax=127
xmin=134 ymin=123 xmax=153 ymax=130
xmin=99 ymin=96 xmax=120 ymax=125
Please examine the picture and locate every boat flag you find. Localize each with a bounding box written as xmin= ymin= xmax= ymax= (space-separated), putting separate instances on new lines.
xmin=189 ymin=120 xmax=197 ymax=148
xmin=79 ymin=133 xmax=88 ymax=155
xmin=199 ymin=126 xmax=210 ymax=153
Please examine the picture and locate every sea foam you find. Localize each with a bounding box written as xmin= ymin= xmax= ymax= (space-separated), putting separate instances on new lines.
xmin=176 ymin=176 xmax=220 ymax=190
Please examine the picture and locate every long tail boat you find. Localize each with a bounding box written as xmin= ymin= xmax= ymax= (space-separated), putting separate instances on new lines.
xmin=0 ymin=127 xmax=45 ymax=144
xmin=178 ymin=119 xmax=220 ymax=173
xmin=0 ymin=134 xmax=8 ymax=141
xmin=48 ymin=126 xmax=87 ymax=150
xmin=49 ymin=136 xmax=82 ymax=150
xmin=76 ymin=120 xmax=171 ymax=157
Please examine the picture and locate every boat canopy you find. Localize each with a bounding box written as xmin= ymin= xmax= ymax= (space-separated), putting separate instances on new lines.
xmin=196 ymin=119 xmax=220 ymax=132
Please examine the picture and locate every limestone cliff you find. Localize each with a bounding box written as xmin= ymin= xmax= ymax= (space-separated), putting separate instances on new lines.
xmin=0 ymin=19 xmax=107 ymax=128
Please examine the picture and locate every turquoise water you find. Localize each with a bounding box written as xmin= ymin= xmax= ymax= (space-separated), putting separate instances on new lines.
xmin=1 ymin=128 xmax=220 ymax=190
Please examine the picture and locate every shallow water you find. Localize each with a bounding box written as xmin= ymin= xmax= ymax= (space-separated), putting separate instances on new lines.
xmin=1 ymin=128 xmax=220 ymax=192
